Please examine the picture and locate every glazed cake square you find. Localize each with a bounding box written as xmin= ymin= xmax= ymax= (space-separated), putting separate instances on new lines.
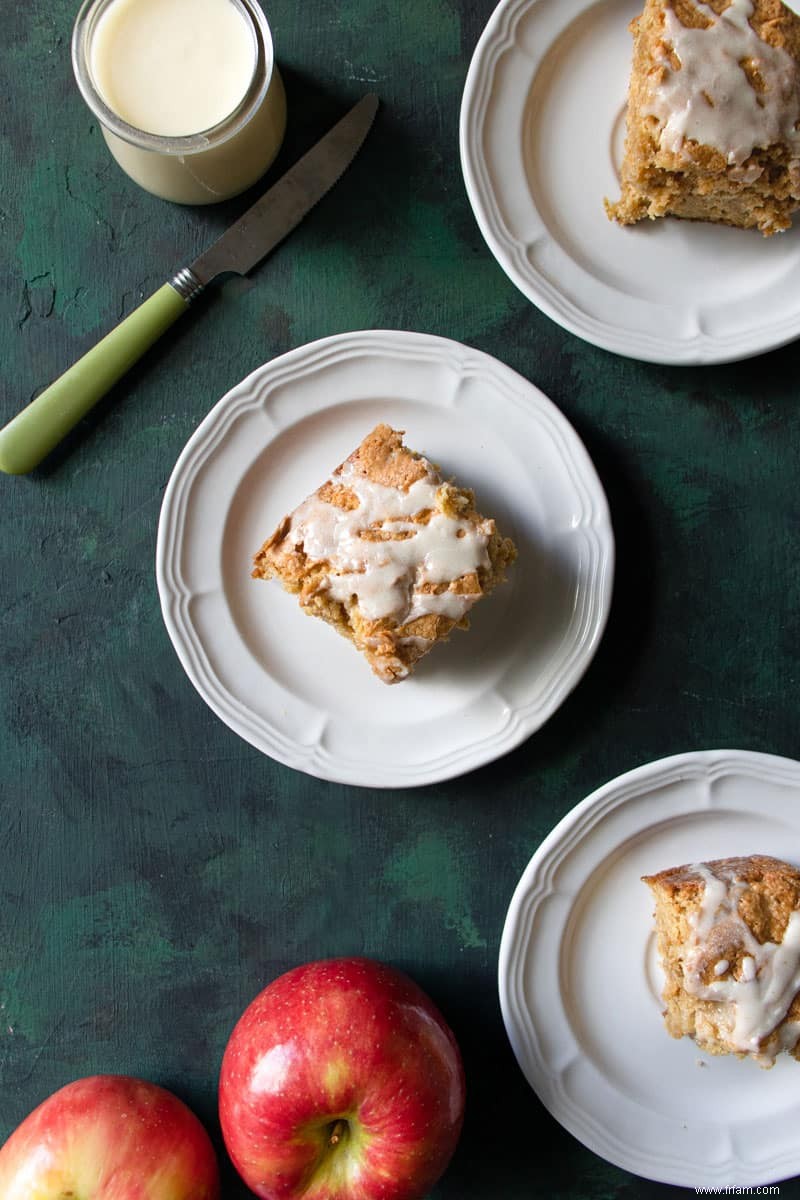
xmin=607 ymin=0 xmax=800 ymax=235
xmin=643 ymin=855 xmax=800 ymax=1066
xmin=252 ymin=424 xmax=517 ymax=684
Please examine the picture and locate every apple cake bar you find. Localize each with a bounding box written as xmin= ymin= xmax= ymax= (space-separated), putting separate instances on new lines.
xmin=606 ymin=0 xmax=800 ymax=235
xmin=252 ymin=424 xmax=517 ymax=684
xmin=643 ymin=855 xmax=800 ymax=1066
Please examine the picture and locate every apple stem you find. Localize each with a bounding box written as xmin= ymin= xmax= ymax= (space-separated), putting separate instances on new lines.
xmin=328 ymin=1119 xmax=348 ymax=1147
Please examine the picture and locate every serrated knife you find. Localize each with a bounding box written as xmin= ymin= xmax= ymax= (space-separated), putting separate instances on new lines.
xmin=0 ymin=92 xmax=379 ymax=475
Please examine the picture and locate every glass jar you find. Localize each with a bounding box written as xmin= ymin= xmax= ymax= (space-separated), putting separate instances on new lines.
xmin=71 ymin=0 xmax=287 ymax=205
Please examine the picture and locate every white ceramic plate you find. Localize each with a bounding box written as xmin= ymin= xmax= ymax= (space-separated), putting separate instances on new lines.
xmin=460 ymin=0 xmax=800 ymax=364
xmin=499 ymin=749 xmax=800 ymax=1187
xmin=156 ymin=329 xmax=613 ymax=788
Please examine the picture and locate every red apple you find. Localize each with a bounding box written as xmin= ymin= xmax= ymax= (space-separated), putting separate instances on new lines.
xmin=219 ymin=957 xmax=465 ymax=1200
xmin=0 ymin=1074 xmax=220 ymax=1199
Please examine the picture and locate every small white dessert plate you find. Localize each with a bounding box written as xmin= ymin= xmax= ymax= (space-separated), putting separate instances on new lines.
xmin=156 ymin=329 xmax=614 ymax=788
xmin=499 ymin=749 xmax=800 ymax=1187
xmin=460 ymin=0 xmax=800 ymax=364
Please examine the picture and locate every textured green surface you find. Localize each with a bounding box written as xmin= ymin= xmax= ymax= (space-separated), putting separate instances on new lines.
xmin=0 ymin=282 xmax=188 ymax=473
xmin=1 ymin=0 xmax=800 ymax=1197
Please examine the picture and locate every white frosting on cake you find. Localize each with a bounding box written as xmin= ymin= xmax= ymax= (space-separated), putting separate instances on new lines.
xmin=683 ymin=862 xmax=800 ymax=1061
xmin=285 ymin=459 xmax=492 ymax=626
xmin=647 ymin=0 xmax=800 ymax=165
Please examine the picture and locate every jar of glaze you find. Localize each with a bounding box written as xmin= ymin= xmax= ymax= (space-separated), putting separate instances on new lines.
xmin=71 ymin=0 xmax=287 ymax=204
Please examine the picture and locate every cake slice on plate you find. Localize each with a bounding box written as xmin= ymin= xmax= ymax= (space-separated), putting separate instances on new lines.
xmin=643 ymin=855 xmax=800 ymax=1066
xmin=252 ymin=424 xmax=517 ymax=684
xmin=607 ymin=0 xmax=800 ymax=235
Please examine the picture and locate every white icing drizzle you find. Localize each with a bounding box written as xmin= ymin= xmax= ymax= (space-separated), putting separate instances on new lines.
xmin=683 ymin=862 xmax=800 ymax=1059
xmin=286 ymin=459 xmax=492 ymax=626
xmin=647 ymin=0 xmax=800 ymax=165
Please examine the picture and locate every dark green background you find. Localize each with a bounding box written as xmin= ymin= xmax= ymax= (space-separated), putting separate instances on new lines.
xmin=2 ymin=0 xmax=800 ymax=1195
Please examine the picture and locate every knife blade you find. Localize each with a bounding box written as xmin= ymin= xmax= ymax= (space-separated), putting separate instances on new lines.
xmin=0 ymin=93 xmax=379 ymax=475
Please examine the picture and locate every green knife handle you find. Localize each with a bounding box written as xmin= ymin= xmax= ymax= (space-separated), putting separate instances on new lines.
xmin=0 ymin=282 xmax=190 ymax=475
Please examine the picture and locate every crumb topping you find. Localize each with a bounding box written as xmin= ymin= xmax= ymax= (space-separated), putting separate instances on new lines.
xmin=644 ymin=856 xmax=800 ymax=1065
xmin=647 ymin=0 xmax=800 ymax=164
xmin=282 ymin=459 xmax=493 ymax=625
xmin=252 ymin=424 xmax=517 ymax=684
xmin=681 ymin=862 xmax=800 ymax=1058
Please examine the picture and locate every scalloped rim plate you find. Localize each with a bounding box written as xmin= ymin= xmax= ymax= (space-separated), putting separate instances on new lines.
xmin=499 ymin=749 xmax=800 ymax=1186
xmin=155 ymin=329 xmax=614 ymax=788
xmin=460 ymin=0 xmax=800 ymax=364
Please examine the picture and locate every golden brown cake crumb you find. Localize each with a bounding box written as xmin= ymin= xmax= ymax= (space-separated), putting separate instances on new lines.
xmin=252 ymin=424 xmax=517 ymax=684
xmin=644 ymin=855 xmax=800 ymax=1066
xmin=607 ymin=0 xmax=800 ymax=235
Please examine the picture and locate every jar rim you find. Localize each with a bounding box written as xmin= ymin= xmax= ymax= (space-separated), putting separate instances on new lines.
xmin=71 ymin=0 xmax=275 ymax=156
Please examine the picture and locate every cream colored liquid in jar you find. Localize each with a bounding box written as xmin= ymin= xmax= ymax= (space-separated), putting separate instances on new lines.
xmin=76 ymin=0 xmax=286 ymax=203
xmin=91 ymin=0 xmax=257 ymax=137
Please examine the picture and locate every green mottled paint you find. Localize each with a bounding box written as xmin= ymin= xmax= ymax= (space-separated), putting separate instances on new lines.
xmin=339 ymin=0 xmax=461 ymax=64
xmin=16 ymin=157 xmax=110 ymax=340
xmin=3 ymin=0 xmax=800 ymax=1197
xmin=384 ymin=831 xmax=486 ymax=950
xmin=289 ymin=196 xmax=519 ymax=347
xmin=3 ymin=884 xmax=172 ymax=1047
xmin=40 ymin=883 xmax=172 ymax=964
